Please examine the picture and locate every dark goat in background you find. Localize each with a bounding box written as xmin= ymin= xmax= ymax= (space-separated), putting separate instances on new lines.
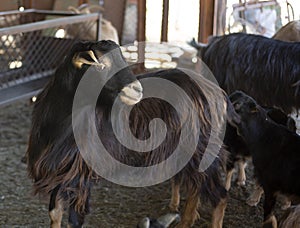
xmin=230 ymin=91 xmax=300 ymax=228
xmin=224 ymin=106 xmax=296 ymax=191
xmin=26 ymin=40 xmax=232 ymax=227
xmin=191 ymin=33 xmax=300 ymax=114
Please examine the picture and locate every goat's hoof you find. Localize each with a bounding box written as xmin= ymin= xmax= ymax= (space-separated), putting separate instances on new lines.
xmin=169 ymin=204 xmax=179 ymax=213
xmin=246 ymin=197 xmax=259 ymax=207
xmin=236 ymin=180 xmax=246 ymax=186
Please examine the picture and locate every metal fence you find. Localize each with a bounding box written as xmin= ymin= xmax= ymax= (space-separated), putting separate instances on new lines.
xmin=0 ymin=9 xmax=101 ymax=106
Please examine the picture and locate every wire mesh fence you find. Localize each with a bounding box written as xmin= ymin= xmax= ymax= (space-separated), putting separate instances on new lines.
xmin=0 ymin=9 xmax=101 ymax=105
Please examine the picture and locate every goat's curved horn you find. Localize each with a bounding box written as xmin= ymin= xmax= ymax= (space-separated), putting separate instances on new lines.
xmin=157 ymin=213 xmax=180 ymax=227
xmin=73 ymin=50 xmax=105 ymax=69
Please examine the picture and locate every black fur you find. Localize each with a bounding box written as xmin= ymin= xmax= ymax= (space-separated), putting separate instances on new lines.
xmin=193 ymin=33 xmax=300 ymax=113
xmin=230 ymin=91 xmax=300 ymax=226
xmin=225 ymin=106 xmax=296 ymax=181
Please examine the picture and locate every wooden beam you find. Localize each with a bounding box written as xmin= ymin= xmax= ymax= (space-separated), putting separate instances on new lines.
xmin=161 ymin=0 xmax=169 ymax=42
xmin=102 ymin=0 xmax=127 ymax=43
xmin=213 ymin=0 xmax=227 ymax=35
xmin=137 ymin=0 xmax=146 ymax=42
xmin=137 ymin=0 xmax=146 ymax=71
xmin=198 ymin=0 xmax=214 ymax=43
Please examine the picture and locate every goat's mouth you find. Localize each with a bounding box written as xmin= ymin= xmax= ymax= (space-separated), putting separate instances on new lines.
xmin=119 ymin=80 xmax=143 ymax=105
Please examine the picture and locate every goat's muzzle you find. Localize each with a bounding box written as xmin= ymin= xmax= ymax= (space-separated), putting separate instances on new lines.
xmin=120 ymin=80 xmax=143 ymax=105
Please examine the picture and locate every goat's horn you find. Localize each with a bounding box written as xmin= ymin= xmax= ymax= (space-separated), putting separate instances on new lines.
xmin=87 ymin=50 xmax=99 ymax=63
xmin=72 ymin=51 xmax=105 ymax=69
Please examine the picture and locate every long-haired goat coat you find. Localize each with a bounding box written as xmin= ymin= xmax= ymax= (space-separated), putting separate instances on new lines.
xmin=26 ymin=40 xmax=231 ymax=227
xmin=192 ymin=33 xmax=300 ymax=114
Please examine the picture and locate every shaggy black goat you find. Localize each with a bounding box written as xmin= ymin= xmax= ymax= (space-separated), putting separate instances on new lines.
xmin=224 ymin=107 xmax=297 ymax=191
xmin=230 ymin=91 xmax=300 ymax=228
xmin=26 ymin=40 xmax=233 ymax=227
xmin=190 ymin=33 xmax=300 ymax=114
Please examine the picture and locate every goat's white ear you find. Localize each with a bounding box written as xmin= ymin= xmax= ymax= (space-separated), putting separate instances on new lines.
xmin=72 ymin=50 xmax=105 ymax=69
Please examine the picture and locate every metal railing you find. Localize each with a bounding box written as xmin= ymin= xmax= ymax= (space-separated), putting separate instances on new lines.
xmin=0 ymin=9 xmax=101 ymax=106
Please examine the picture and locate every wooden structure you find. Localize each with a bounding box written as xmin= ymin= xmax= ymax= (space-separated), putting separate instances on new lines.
xmin=136 ymin=0 xmax=220 ymax=43
xmin=0 ymin=0 xmax=220 ymax=44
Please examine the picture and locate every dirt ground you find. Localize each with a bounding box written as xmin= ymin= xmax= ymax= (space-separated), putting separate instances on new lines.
xmin=0 ymin=100 xmax=287 ymax=228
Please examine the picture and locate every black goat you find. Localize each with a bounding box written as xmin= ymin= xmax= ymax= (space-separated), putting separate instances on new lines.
xmin=190 ymin=33 xmax=300 ymax=114
xmin=229 ymin=91 xmax=300 ymax=228
xmin=224 ymin=107 xmax=297 ymax=191
xmin=26 ymin=40 xmax=233 ymax=227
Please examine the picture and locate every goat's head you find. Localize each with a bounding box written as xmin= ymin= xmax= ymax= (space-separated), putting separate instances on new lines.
xmin=62 ymin=40 xmax=143 ymax=105
xmin=228 ymin=91 xmax=267 ymax=133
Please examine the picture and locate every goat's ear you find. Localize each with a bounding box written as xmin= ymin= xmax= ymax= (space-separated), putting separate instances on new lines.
xmin=233 ymin=101 xmax=242 ymax=111
xmin=72 ymin=50 xmax=105 ymax=69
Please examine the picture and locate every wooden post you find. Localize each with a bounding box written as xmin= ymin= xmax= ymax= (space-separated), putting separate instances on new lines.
xmin=198 ymin=0 xmax=214 ymax=43
xmin=137 ymin=0 xmax=146 ymax=42
xmin=161 ymin=0 xmax=169 ymax=42
xmin=214 ymin=0 xmax=227 ymax=35
xmin=137 ymin=0 xmax=146 ymax=71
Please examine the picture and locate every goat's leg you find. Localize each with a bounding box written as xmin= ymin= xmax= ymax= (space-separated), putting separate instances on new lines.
xmin=169 ymin=178 xmax=180 ymax=212
xmin=225 ymin=168 xmax=234 ymax=191
xmin=67 ymin=205 xmax=85 ymax=228
xmin=225 ymin=154 xmax=235 ymax=191
xmin=49 ymin=185 xmax=63 ymax=228
xmin=175 ymin=192 xmax=199 ymax=228
xmin=211 ymin=197 xmax=227 ymax=228
xmin=236 ymin=160 xmax=247 ymax=186
xmin=247 ymin=181 xmax=264 ymax=206
xmin=67 ymin=188 xmax=90 ymax=228
xmin=263 ymin=191 xmax=277 ymax=228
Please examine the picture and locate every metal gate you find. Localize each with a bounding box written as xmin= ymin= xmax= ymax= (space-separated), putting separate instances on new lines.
xmin=0 ymin=9 xmax=101 ymax=106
